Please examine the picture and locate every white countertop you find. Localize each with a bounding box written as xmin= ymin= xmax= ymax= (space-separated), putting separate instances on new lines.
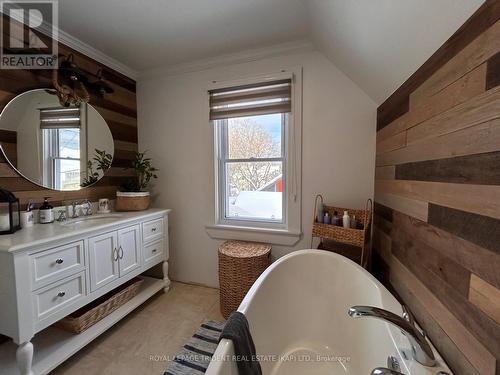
xmin=0 ymin=208 xmax=170 ymax=253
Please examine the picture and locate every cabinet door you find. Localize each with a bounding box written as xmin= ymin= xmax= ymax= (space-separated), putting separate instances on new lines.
xmin=117 ymin=225 xmax=141 ymax=277
xmin=88 ymin=231 xmax=119 ymax=291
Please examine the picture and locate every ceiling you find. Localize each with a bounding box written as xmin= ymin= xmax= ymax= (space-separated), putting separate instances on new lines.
xmin=58 ymin=0 xmax=308 ymax=70
xmin=58 ymin=0 xmax=485 ymax=103
xmin=305 ymin=0 xmax=485 ymax=103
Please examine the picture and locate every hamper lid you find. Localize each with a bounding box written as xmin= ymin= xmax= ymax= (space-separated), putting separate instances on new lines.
xmin=219 ymin=240 xmax=271 ymax=258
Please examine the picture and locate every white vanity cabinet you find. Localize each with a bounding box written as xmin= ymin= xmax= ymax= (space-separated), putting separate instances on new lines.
xmin=88 ymin=225 xmax=142 ymax=292
xmin=117 ymin=225 xmax=141 ymax=276
xmin=0 ymin=209 xmax=171 ymax=375
xmin=88 ymin=231 xmax=119 ymax=291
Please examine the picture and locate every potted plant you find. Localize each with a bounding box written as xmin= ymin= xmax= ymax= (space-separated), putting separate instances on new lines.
xmin=115 ymin=151 xmax=158 ymax=211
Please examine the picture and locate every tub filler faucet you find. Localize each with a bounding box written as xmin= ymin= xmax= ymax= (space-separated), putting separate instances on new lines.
xmin=348 ymin=305 xmax=436 ymax=367
xmin=370 ymin=356 xmax=404 ymax=375
xmin=371 ymin=368 xmax=404 ymax=375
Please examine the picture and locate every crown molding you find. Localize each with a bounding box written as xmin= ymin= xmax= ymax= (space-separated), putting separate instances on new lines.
xmin=139 ymin=39 xmax=315 ymax=79
xmin=1 ymin=9 xmax=138 ymax=80
xmin=56 ymin=28 xmax=138 ymax=80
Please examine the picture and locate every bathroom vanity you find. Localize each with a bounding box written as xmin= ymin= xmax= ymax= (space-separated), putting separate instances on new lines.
xmin=0 ymin=208 xmax=171 ymax=375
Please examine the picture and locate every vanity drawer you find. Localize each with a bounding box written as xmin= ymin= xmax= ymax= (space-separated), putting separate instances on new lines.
xmin=33 ymin=272 xmax=86 ymax=322
xmin=142 ymin=218 xmax=163 ymax=243
xmin=144 ymin=239 xmax=164 ymax=266
xmin=31 ymin=241 xmax=85 ymax=289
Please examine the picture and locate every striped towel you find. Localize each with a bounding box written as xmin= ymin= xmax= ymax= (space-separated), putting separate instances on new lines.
xmin=164 ymin=320 xmax=226 ymax=375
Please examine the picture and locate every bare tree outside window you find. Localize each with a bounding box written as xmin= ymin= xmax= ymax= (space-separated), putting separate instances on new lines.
xmin=218 ymin=113 xmax=286 ymax=222
xmin=227 ymin=118 xmax=281 ymax=195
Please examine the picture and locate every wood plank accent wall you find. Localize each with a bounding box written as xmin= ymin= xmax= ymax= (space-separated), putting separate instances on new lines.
xmin=0 ymin=19 xmax=137 ymax=208
xmin=373 ymin=2 xmax=500 ymax=374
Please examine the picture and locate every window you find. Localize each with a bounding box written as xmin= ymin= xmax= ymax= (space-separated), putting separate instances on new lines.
xmin=217 ymin=113 xmax=287 ymax=223
xmin=40 ymin=106 xmax=82 ymax=190
xmin=209 ymin=76 xmax=300 ymax=234
xmin=43 ymin=128 xmax=81 ymax=190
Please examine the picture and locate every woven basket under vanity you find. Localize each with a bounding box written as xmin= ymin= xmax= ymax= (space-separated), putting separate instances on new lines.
xmin=218 ymin=240 xmax=271 ymax=319
xmin=55 ymin=278 xmax=143 ymax=334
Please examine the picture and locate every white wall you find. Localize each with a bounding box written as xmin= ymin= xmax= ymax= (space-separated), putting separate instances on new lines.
xmin=138 ymin=50 xmax=377 ymax=287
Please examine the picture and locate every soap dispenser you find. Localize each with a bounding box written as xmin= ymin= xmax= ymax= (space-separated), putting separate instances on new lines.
xmin=39 ymin=197 xmax=54 ymax=224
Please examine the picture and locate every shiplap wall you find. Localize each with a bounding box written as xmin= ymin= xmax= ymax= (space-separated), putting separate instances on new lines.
xmin=0 ymin=17 xmax=137 ymax=207
xmin=373 ymin=2 xmax=500 ymax=374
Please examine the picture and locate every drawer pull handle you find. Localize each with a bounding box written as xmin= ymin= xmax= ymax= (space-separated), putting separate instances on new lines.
xmin=152 ymin=248 xmax=157 ymax=253
xmin=57 ymin=291 xmax=66 ymax=297
xmin=55 ymin=258 xmax=64 ymax=264
xmin=118 ymin=246 xmax=124 ymax=259
xmin=113 ymin=248 xmax=118 ymax=261
xmin=151 ymin=227 xmax=157 ymax=232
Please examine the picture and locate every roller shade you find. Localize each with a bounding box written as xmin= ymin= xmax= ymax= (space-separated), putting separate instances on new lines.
xmin=209 ymin=79 xmax=291 ymax=120
xmin=39 ymin=106 xmax=81 ymax=129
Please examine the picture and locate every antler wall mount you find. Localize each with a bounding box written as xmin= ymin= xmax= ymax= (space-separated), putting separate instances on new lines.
xmin=51 ymin=54 xmax=114 ymax=107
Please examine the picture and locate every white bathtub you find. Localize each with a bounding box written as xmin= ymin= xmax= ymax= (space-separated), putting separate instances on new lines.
xmin=206 ymin=250 xmax=452 ymax=375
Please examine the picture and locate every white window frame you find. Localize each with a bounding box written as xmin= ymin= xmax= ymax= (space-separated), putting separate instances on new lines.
xmin=42 ymin=128 xmax=81 ymax=190
xmin=206 ymin=68 xmax=302 ymax=246
xmin=216 ymin=114 xmax=288 ymax=228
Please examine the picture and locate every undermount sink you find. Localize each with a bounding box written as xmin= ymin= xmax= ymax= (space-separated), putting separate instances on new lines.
xmin=60 ymin=213 xmax=124 ymax=226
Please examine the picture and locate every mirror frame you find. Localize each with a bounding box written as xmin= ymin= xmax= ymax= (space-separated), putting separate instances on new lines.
xmin=0 ymin=88 xmax=114 ymax=191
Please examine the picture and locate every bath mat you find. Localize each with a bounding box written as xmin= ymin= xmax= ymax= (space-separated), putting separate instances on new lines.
xmin=164 ymin=319 xmax=226 ymax=375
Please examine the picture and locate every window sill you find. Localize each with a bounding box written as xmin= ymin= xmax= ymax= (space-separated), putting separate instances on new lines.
xmin=205 ymin=224 xmax=302 ymax=246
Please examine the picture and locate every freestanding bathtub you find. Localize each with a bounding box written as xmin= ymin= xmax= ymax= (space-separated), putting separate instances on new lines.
xmin=206 ymin=250 xmax=452 ymax=375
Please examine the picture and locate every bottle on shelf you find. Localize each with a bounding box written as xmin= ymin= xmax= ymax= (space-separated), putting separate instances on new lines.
xmin=332 ymin=211 xmax=341 ymax=226
xmin=342 ymin=210 xmax=350 ymax=229
xmin=350 ymin=215 xmax=357 ymax=229
xmin=323 ymin=212 xmax=330 ymax=224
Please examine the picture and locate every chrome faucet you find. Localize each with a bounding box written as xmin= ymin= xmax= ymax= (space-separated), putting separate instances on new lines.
xmin=82 ymin=199 xmax=92 ymax=216
xmin=371 ymin=368 xmax=404 ymax=375
xmin=70 ymin=201 xmax=79 ymax=218
xmin=370 ymin=356 xmax=404 ymax=375
xmin=348 ymin=306 xmax=436 ymax=367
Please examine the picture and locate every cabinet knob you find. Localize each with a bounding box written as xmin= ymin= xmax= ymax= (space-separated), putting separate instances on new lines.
xmin=57 ymin=291 xmax=66 ymax=297
xmin=113 ymin=248 xmax=118 ymax=261
xmin=152 ymin=248 xmax=157 ymax=253
xmin=118 ymin=246 xmax=124 ymax=259
xmin=55 ymin=258 xmax=64 ymax=264
xmin=151 ymin=227 xmax=157 ymax=232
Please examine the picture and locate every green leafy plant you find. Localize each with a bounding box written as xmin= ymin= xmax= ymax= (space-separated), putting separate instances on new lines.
xmin=119 ymin=151 xmax=158 ymax=192
xmin=81 ymin=149 xmax=113 ymax=187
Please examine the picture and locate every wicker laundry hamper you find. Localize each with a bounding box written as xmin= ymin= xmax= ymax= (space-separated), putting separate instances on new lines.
xmin=218 ymin=240 xmax=271 ymax=319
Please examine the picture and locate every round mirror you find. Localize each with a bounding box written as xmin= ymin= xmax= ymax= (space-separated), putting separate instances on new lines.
xmin=0 ymin=89 xmax=114 ymax=191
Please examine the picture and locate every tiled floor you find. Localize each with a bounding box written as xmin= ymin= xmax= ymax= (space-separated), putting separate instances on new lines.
xmin=51 ymin=282 xmax=223 ymax=375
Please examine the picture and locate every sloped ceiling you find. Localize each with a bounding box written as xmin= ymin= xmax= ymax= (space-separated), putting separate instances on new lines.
xmin=57 ymin=0 xmax=485 ymax=103
xmin=305 ymin=0 xmax=485 ymax=103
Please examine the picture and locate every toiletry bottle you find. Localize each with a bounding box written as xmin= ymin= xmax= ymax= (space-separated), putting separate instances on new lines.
xmin=350 ymin=215 xmax=357 ymax=229
xmin=316 ymin=205 xmax=323 ymax=223
xmin=323 ymin=212 xmax=330 ymax=224
xmin=332 ymin=211 xmax=340 ymax=226
xmin=343 ymin=210 xmax=350 ymax=228
xmin=39 ymin=197 xmax=54 ymax=224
